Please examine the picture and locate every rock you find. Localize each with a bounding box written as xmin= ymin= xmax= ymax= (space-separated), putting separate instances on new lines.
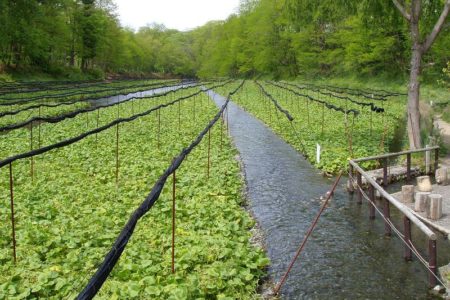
xmin=430 ymin=285 xmax=446 ymax=295
xmin=417 ymin=176 xmax=432 ymax=192
xmin=436 ymin=167 xmax=449 ymax=185
xmin=426 ymin=194 xmax=443 ymax=220
xmin=401 ymin=185 xmax=415 ymax=203
xmin=414 ymin=192 xmax=430 ymax=212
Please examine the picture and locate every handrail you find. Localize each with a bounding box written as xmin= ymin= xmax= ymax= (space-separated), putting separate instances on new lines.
xmin=353 ymin=146 xmax=439 ymax=163
xmin=349 ymin=160 xmax=436 ymax=240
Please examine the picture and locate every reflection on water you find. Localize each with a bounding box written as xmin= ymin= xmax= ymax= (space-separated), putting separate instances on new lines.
xmin=208 ymin=90 xmax=449 ymax=299
xmin=90 ymin=83 xmax=195 ymax=107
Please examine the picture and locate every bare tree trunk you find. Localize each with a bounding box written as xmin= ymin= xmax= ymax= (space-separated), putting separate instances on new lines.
xmin=392 ymin=0 xmax=450 ymax=149
xmin=407 ymin=47 xmax=422 ymax=149
xmin=407 ymin=0 xmax=422 ymax=149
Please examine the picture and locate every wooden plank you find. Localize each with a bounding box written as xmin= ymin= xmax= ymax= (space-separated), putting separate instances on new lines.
xmin=353 ymin=146 xmax=439 ymax=163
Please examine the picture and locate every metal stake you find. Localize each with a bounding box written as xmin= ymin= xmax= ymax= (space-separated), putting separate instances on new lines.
xmin=115 ymin=124 xmax=119 ymax=185
xmin=207 ymin=129 xmax=211 ymax=179
xmin=172 ymin=170 xmax=176 ymax=274
xmin=9 ymin=163 xmax=17 ymax=264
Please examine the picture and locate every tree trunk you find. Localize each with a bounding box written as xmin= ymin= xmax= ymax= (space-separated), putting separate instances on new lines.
xmin=407 ymin=0 xmax=422 ymax=149
xmin=407 ymin=47 xmax=422 ymax=149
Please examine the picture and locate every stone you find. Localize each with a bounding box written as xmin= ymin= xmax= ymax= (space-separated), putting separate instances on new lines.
xmin=417 ymin=176 xmax=432 ymax=192
xmin=414 ymin=192 xmax=430 ymax=212
xmin=401 ymin=185 xmax=414 ymax=203
xmin=426 ymin=194 xmax=443 ymax=220
xmin=430 ymin=285 xmax=446 ymax=295
xmin=436 ymin=167 xmax=449 ymax=185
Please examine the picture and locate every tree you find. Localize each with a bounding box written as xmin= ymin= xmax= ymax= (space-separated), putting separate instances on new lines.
xmin=392 ymin=0 xmax=450 ymax=149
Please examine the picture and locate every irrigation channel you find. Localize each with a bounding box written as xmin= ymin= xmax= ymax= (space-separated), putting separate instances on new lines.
xmin=90 ymin=81 xmax=196 ymax=107
xmin=207 ymin=90 xmax=450 ymax=299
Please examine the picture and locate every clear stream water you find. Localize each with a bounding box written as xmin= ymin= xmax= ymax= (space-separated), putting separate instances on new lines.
xmin=208 ymin=90 xmax=450 ymax=300
xmin=90 ymin=83 xmax=195 ymax=107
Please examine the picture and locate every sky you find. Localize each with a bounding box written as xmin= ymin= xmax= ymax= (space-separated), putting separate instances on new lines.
xmin=113 ymin=0 xmax=241 ymax=31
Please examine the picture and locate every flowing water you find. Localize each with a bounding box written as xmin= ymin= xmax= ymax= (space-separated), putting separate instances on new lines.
xmin=208 ymin=91 xmax=450 ymax=300
xmin=89 ymin=82 xmax=195 ymax=107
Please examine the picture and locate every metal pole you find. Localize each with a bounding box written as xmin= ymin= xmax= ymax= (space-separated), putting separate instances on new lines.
xmin=9 ymin=163 xmax=17 ymax=264
xmin=178 ymin=100 xmax=181 ymax=132
xmin=220 ymin=112 xmax=223 ymax=150
xmin=428 ymin=239 xmax=437 ymax=287
xmin=273 ymin=173 xmax=343 ymax=295
xmin=404 ymin=216 xmax=412 ymax=261
xmin=172 ymin=170 xmax=176 ymax=274
xmin=30 ymin=125 xmax=34 ymax=181
xmin=38 ymin=107 xmax=41 ymax=148
xmin=207 ymin=129 xmax=211 ymax=179
xmin=115 ymin=124 xmax=119 ymax=186
xmin=321 ymin=103 xmax=324 ymax=135
xmin=369 ymin=184 xmax=375 ymax=220
xmin=158 ymin=109 xmax=161 ymax=150
xmin=96 ymin=109 xmax=100 ymax=143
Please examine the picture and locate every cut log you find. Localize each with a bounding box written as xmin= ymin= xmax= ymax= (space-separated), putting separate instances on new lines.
xmin=417 ymin=176 xmax=432 ymax=192
xmin=402 ymin=185 xmax=415 ymax=203
xmin=414 ymin=192 xmax=430 ymax=212
xmin=435 ymin=167 xmax=448 ymax=185
xmin=426 ymin=194 xmax=443 ymax=220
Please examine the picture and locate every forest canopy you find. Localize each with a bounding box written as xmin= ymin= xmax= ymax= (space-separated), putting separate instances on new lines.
xmin=0 ymin=0 xmax=448 ymax=81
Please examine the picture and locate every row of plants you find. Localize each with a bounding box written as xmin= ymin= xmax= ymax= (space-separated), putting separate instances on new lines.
xmin=0 ymin=79 xmax=176 ymax=101
xmin=216 ymin=81 xmax=406 ymax=173
xmin=0 ymin=81 xmax=200 ymax=131
xmin=0 ymin=83 xmax=269 ymax=299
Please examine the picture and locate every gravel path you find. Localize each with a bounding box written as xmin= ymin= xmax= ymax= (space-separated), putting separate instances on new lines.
xmin=434 ymin=115 xmax=450 ymax=166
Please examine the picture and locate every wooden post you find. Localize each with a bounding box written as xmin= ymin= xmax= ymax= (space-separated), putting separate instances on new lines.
xmin=406 ymin=153 xmax=411 ymax=182
xmin=425 ymin=145 xmax=431 ymax=174
xmin=383 ymin=198 xmax=391 ymax=236
xmin=357 ymin=172 xmax=362 ymax=204
xmin=428 ymin=239 xmax=437 ymax=287
xmin=9 ymin=163 xmax=17 ymax=264
xmin=348 ymin=164 xmax=354 ymax=193
xmin=434 ymin=148 xmax=439 ymax=173
xmin=383 ymin=158 xmax=388 ymax=187
xmin=403 ymin=216 xmax=412 ymax=261
xmin=369 ymin=184 xmax=375 ymax=220
xmin=172 ymin=170 xmax=176 ymax=274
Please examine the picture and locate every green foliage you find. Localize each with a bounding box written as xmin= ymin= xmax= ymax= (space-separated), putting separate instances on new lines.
xmin=0 ymin=0 xmax=448 ymax=80
xmin=0 ymin=82 xmax=268 ymax=298
xmin=223 ymin=81 xmax=405 ymax=173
